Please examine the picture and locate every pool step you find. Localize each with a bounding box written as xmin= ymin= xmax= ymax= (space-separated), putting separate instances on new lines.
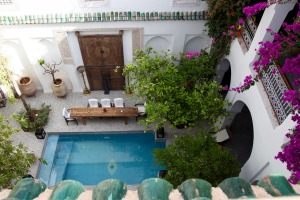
xmin=49 ymin=141 xmax=74 ymax=186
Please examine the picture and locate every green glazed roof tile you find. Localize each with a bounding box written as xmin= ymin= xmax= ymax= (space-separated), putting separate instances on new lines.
xmin=0 ymin=10 xmax=207 ymax=25
xmin=218 ymin=177 xmax=255 ymax=199
xmin=258 ymin=174 xmax=299 ymax=197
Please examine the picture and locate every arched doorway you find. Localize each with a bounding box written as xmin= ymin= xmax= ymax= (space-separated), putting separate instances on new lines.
xmin=221 ymin=101 xmax=254 ymax=167
xmin=216 ymin=59 xmax=231 ymax=99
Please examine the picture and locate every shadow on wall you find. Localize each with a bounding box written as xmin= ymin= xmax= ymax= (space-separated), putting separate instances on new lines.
xmin=221 ymin=105 xmax=254 ymax=167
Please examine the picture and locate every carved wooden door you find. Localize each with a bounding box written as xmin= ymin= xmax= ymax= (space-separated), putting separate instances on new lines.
xmin=77 ymin=34 xmax=125 ymax=90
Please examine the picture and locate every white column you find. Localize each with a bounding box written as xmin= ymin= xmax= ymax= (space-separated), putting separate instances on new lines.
xmin=67 ymin=32 xmax=87 ymax=93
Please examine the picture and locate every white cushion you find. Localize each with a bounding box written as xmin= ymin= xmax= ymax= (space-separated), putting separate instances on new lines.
xmin=213 ymin=129 xmax=229 ymax=143
xmin=114 ymin=98 xmax=124 ymax=107
xmin=137 ymin=105 xmax=145 ymax=113
xmin=88 ymin=99 xmax=99 ymax=107
xmin=62 ymin=107 xmax=70 ymax=118
xmin=101 ymin=98 xmax=111 ymax=107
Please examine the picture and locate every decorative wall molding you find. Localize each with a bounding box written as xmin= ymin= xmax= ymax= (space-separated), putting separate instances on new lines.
xmin=0 ymin=0 xmax=18 ymax=10
xmin=0 ymin=10 xmax=207 ymax=25
xmin=53 ymin=31 xmax=73 ymax=64
xmin=172 ymin=0 xmax=202 ymax=6
xmin=78 ymin=0 xmax=109 ymax=8
xmin=0 ymin=0 xmax=13 ymax=5
xmin=132 ymin=28 xmax=143 ymax=57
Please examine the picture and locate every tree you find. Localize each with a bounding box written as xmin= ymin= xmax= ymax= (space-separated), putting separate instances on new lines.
xmin=0 ymin=55 xmax=32 ymax=112
xmin=37 ymin=59 xmax=62 ymax=84
xmin=123 ymin=48 xmax=230 ymax=129
xmin=0 ymin=115 xmax=35 ymax=188
xmin=0 ymin=55 xmax=36 ymax=188
xmin=0 ymin=55 xmax=17 ymax=103
xmin=152 ymin=130 xmax=240 ymax=187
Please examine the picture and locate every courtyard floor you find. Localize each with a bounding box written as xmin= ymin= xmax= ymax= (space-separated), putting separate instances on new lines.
xmin=0 ymin=90 xmax=195 ymax=178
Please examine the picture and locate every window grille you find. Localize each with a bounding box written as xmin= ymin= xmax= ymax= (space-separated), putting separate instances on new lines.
xmin=261 ymin=64 xmax=292 ymax=124
xmin=241 ymin=18 xmax=257 ymax=50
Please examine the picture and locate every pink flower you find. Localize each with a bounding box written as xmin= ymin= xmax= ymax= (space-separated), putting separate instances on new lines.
xmin=229 ymin=32 xmax=235 ymax=38
xmin=222 ymin=85 xmax=228 ymax=91
xmin=243 ymin=2 xmax=268 ymax=18
xmin=238 ymin=18 xmax=245 ymax=25
xmin=266 ymin=28 xmax=272 ymax=32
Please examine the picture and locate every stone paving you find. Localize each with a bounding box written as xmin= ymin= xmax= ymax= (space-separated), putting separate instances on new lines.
xmin=1 ymin=90 xmax=195 ymax=178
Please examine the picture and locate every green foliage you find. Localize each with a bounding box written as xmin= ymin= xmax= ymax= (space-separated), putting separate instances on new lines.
xmin=0 ymin=55 xmax=16 ymax=100
xmin=0 ymin=114 xmax=36 ymax=188
xmin=37 ymin=58 xmax=61 ymax=83
xmin=152 ymin=130 xmax=240 ymax=187
xmin=205 ymin=0 xmax=250 ymax=65
xmin=14 ymin=103 xmax=51 ymax=132
xmin=206 ymin=0 xmax=249 ymax=38
xmin=123 ymin=48 xmax=230 ymax=129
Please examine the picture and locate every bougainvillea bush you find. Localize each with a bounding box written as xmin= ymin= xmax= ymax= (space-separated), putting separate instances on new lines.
xmin=230 ymin=1 xmax=300 ymax=183
xmin=205 ymin=0 xmax=250 ymax=65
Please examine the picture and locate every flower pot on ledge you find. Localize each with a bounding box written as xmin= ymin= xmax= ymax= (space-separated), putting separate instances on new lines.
xmin=52 ymin=78 xmax=67 ymax=97
xmin=18 ymin=76 xmax=36 ymax=97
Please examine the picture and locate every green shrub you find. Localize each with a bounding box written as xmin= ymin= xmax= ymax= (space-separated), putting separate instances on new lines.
xmin=153 ymin=130 xmax=240 ymax=186
xmin=0 ymin=115 xmax=35 ymax=188
xmin=14 ymin=103 xmax=51 ymax=132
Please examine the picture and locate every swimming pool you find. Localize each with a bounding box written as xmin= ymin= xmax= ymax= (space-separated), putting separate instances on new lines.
xmin=38 ymin=132 xmax=166 ymax=186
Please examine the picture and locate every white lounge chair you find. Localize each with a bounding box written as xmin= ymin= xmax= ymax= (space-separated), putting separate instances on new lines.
xmin=212 ymin=126 xmax=231 ymax=143
xmin=62 ymin=107 xmax=78 ymax=126
xmin=135 ymin=102 xmax=146 ymax=120
xmin=88 ymin=99 xmax=100 ymax=107
xmin=113 ymin=98 xmax=125 ymax=107
xmin=101 ymin=98 xmax=112 ymax=107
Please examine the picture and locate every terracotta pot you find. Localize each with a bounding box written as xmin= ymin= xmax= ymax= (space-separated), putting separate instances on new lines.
xmin=18 ymin=77 xmax=36 ymax=97
xmin=52 ymin=78 xmax=67 ymax=97
xmin=235 ymin=31 xmax=242 ymax=37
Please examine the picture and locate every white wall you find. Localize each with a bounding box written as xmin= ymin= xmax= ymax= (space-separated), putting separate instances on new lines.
xmin=223 ymin=2 xmax=297 ymax=182
xmin=0 ymin=0 xmax=208 ymax=15
xmin=1 ymin=20 xmax=207 ymax=93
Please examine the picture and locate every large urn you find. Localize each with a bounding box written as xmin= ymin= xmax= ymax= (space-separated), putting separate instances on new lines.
xmin=18 ymin=77 xmax=37 ymax=97
xmin=52 ymin=78 xmax=67 ymax=97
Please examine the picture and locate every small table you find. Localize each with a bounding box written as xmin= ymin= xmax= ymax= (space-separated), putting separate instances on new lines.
xmin=70 ymin=107 xmax=138 ymax=125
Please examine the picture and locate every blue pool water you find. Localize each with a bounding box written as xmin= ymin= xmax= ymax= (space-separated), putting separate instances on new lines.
xmin=38 ymin=132 xmax=166 ymax=186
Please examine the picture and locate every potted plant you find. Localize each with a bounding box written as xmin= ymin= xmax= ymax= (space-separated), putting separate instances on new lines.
xmin=14 ymin=103 xmax=51 ymax=132
xmin=17 ymin=76 xmax=37 ymax=97
xmin=37 ymin=59 xmax=67 ymax=97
